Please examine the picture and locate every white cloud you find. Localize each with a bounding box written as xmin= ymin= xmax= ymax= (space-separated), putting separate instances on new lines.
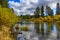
xmin=8 ymin=1 xmax=20 ymax=7
xmin=8 ymin=0 xmax=37 ymax=16
xmin=49 ymin=3 xmax=56 ymax=9
xmin=46 ymin=0 xmax=54 ymax=1
xmin=30 ymin=0 xmax=38 ymax=3
xmin=8 ymin=0 xmax=60 ymax=16
xmin=48 ymin=2 xmax=57 ymax=15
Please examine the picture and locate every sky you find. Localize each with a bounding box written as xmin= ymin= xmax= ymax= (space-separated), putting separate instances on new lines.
xmin=8 ymin=0 xmax=60 ymax=16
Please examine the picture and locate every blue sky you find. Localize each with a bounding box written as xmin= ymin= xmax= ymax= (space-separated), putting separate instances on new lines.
xmin=8 ymin=0 xmax=20 ymax=2
xmin=8 ymin=0 xmax=60 ymax=16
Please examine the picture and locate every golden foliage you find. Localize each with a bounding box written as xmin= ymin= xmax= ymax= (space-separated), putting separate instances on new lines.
xmin=56 ymin=22 xmax=60 ymax=28
xmin=0 ymin=25 xmax=14 ymax=40
xmin=0 ymin=8 xmax=18 ymax=27
xmin=21 ymin=26 xmax=29 ymax=31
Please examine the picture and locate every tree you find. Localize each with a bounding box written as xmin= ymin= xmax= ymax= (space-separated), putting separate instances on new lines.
xmin=50 ymin=10 xmax=53 ymax=17
xmin=41 ymin=5 xmax=44 ymax=17
xmin=0 ymin=8 xmax=18 ymax=27
xmin=56 ymin=3 xmax=60 ymax=15
xmin=46 ymin=6 xmax=53 ymax=17
xmin=34 ymin=7 xmax=40 ymax=18
xmin=0 ymin=0 xmax=8 ymax=8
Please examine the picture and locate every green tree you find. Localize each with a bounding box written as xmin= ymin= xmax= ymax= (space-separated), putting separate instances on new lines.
xmin=41 ymin=5 xmax=44 ymax=17
xmin=46 ymin=6 xmax=53 ymax=17
xmin=0 ymin=0 xmax=8 ymax=8
xmin=34 ymin=7 xmax=40 ymax=18
xmin=56 ymin=3 xmax=60 ymax=15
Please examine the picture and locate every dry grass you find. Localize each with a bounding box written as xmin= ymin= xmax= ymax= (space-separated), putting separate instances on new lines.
xmin=0 ymin=25 xmax=14 ymax=40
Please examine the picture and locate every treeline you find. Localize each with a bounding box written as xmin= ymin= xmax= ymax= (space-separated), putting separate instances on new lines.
xmin=34 ymin=3 xmax=60 ymax=18
xmin=20 ymin=3 xmax=60 ymax=20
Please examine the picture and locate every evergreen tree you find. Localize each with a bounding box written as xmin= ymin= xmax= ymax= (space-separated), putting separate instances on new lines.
xmin=34 ymin=7 xmax=40 ymax=18
xmin=41 ymin=5 xmax=44 ymax=17
xmin=56 ymin=3 xmax=60 ymax=15
xmin=46 ymin=6 xmax=53 ymax=17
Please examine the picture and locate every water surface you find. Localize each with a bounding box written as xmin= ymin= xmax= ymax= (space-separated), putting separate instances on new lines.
xmin=14 ymin=21 xmax=60 ymax=40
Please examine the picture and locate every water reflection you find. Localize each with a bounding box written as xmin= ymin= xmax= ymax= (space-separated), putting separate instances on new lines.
xmin=34 ymin=22 xmax=40 ymax=34
xmin=14 ymin=21 xmax=60 ymax=40
xmin=56 ymin=22 xmax=60 ymax=39
xmin=46 ymin=22 xmax=53 ymax=37
xmin=40 ymin=22 xmax=44 ymax=35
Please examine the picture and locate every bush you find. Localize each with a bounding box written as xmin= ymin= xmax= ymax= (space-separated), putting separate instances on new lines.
xmin=21 ymin=26 xmax=29 ymax=31
xmin=0 ymin=8 xmax=18 ymax=27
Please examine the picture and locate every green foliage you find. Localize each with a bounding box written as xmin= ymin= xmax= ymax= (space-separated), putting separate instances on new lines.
xmin=46 ymin=6 xmax=53 ymax=17
xmin=41 ymin=5 xmax=44 ymax=17
xmin=22 ymin=15 xmax=31 ymax=19
xmin=0 ymin=5 xmax=1 ymax=8
xmin=56 ymin=22 xmax=60 ymax=28
xmin=0 ymin=0 xmax=8 ymax=8
xmin=0 ymin=8 xmax=18 ymax=27
xmin=56 ymin=3 xmax=60 ymax=15
xmin=34 ymin=7 xmax=40 ymax=18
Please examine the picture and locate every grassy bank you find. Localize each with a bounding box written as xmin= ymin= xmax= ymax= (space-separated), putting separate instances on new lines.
xmin=0 ymin=8 xmax=19 ymax=40
xmin=28 ymin=15 xmax=60 ymax=23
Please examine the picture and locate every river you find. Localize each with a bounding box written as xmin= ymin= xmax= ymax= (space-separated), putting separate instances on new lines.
xmin=13 ymin=21 xmax=60 ymax=40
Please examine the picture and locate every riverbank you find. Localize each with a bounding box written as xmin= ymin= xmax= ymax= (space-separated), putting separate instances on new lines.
xmin=0 ymin=25 xmax=14 ymax=40
xmin=0 ymin=8 xmax=19 ymax=40
xmin=27 ymin=15 xmax=60 ymax=23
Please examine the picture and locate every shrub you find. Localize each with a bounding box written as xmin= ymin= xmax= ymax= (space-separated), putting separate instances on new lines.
xmin=0 ymin=8 xmax=18 ymax=27
xmin=21 ymin=26 xmax=29 ymax=31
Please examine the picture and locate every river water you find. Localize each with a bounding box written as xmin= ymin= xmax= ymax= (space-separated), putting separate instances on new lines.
xmin=14 ymin=21 xmax=60 ymax=40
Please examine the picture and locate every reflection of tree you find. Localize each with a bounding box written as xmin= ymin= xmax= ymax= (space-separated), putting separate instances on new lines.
xmin=41 ymin=5 xmax=44 ymax=17
xmin=34 ymin=22 xmax=40 ymax=34
xmin=46 ymin=22 xmax=53 ymax=37
xmin=41 ymin=22 xmax=44 ymax=35
xmin=56 ymin=22 xmax=60 ymax=39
